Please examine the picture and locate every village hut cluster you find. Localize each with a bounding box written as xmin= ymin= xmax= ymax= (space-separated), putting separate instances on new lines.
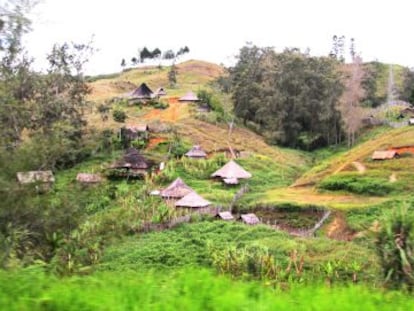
xmin=14 ymin=81 xmax=265 ymax=226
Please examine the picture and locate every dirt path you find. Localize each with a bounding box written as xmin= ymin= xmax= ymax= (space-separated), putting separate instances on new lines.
xmin=143 ymin=98 xmax=188 ymax=122
xmin=351 ymin=161 xmax=366 ymax=173
xmin=389 ymin=172 xmax=397 ymax=183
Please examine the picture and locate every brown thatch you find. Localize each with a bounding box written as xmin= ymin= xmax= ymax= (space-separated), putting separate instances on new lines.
xmin=161 ymin=177 xmax=194 ymax=199
xmin=155 ymin=87 xmax=167 ymax=97
xmin=401 ymin=107 xmax=414 ymax=116
xmin=110 ymin=148 xmax=152 ymax=169
xmin=372 ymin=150 xmax=399 ymax=160
xmin=185 ymin=145 xmax=207 ymax=159
xmin=76 ymin=173 xmax=102 ymax=184
xmin=125 ymin=124 xmax=149 ymax=133
xmin=179 ymin=91 xmax=199 ymax=102
xmin=175 ymin=191 xmax=211 ymax=208
xmin=16 ymin=170 xmax=55 ymax=185
xmin=240 ymin=213 xmax=260 ymax=225
xmin=217 ymin=211 xmax=234 ymax=221
xmin=130 ymin=83 xmax=153 ymax=100
xmin=211 ymin=160 xmax=252 ymax=180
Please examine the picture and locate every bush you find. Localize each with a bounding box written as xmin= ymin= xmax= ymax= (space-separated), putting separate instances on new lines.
xmin=319 ymin=173 xmax=393 ymax=196
xmin=112 ymin=109 xmax=127 ymax=123
xmin=376 ymin=201 xmax=414 ymax=290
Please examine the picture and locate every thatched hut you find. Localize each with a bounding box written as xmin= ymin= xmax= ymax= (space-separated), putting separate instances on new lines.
xmin=211 ymin=160 xmax=252 ymax=184
xmin=185 ymin=145 xmax=207 ymax=159
xmin=121 ymin=124 xmax=149 ymax=142
xmin=372 ymin=150 xmax=399 ymax=160
xmin=175 ymin=191 xmax=211 ymax=208
xmin=161 ymin=177 xmax=194 ymax=199
xmin=155 ymin=87 xmax=167 ymax=97
xmin=16 ymin=170 xmax=55 ymax=192
xmin=76 ymin=173 xmax=102 ymax=184
xmin=17 ymin=170 xmax=55 ymax=185
xmin=240 ymin=213 xmax=260 ymax=225
xmin=129 ymin=83 xmax=153 ymax=100
xmin=216 ymin=211 xmax=234 ymax=221
xmin=178 ymin=91 xmax=199 ymax=102
xmin=109 ymin=148 xmax=153 ymax=176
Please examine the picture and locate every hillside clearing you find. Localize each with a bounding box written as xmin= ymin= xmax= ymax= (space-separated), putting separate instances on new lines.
xmin=264 ymin=187 xmax=388 ymax=210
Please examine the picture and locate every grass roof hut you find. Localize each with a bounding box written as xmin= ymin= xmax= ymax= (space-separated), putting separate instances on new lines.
xmin=121 ymin=124 xmax=149 ymax=143
xmin=17 ymin=170 xmax=55 ymax=185
xmin=240 ymin=213 xmax=260 ymax=225
xmin=185 ymin=145 xmax=207 ymax=159
xmin=16 ymin=170 xmax=55 ymax=192
xmin=76 ymin=173 xmax=102 ymax=184
xmin=161 ymin=177 xmax=194 ymax=199
xmin=175 ymin=191 xmax=211 ymax=208
xmin=211 ymin=160 xmax=252 ymax=185
xmin=155 ymin=87 xmax=167 ymax=97
xmin=216 ymin=211 xmax=234 ymax=221
xmin=178 ymin=91 xmax=199 ymax=102
xmin=110 ymin=148 xmax=153 ymax=177
xmin=372 ymin=150 xmax=399 ymax=160
xmin=129 ymin=83 xmax=153 ymax=100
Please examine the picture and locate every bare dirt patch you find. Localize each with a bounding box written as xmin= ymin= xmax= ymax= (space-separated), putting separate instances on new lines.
xmin=351 ymin=161 xmax=366 ymax=173
xmin=325 ymin=213 xmax=355 ymax=240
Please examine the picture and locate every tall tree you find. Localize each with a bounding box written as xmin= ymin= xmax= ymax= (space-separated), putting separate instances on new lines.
xmin=339 ymin=54 xmax=366 ymax=147
xmin=229 ymin=45 xmax=343 ymax=149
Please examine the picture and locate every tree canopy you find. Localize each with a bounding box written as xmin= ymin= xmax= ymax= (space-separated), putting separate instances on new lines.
xmin=229 ymin=45 xmax=344 ymax=149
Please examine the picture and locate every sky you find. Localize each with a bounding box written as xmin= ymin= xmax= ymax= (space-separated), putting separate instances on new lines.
xmin=24 ymin=0 xmax=414 ymax=75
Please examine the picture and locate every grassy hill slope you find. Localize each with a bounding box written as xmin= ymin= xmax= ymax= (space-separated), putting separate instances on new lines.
xmin=88 ymin=59 xmax=225 ymax=102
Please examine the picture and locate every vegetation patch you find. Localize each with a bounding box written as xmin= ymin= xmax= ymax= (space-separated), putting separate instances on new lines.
xmin=319 ymin=173 xmax=394 ymax=196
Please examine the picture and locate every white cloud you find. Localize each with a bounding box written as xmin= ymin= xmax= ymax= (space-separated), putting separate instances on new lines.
xmin=24 ymin=0 xmax=414 ymax=75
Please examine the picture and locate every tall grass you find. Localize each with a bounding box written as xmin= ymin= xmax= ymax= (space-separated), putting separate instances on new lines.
xmin=1 ymin=266 xmax=413 ymax=311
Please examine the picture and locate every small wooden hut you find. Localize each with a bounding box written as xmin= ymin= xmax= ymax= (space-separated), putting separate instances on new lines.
xmin=120 ymin=124 xmax=149 ymax=142
xmin=185 ymin=145 xmax=207 ymax=159
xmin=372 ymin=150 xmax=399 ymax=160
xmin=16 ymin=170 xmax=55 ymax=192
xmin=76 ymin=173 xmax=102 ymax=184
xmin=175 ymin=191 xmax=211 ymax=208
xmin=216 ymin=211 xmax=234 ymax=221
xmin=240 ymin=213 xmax=260 ymax=225
xmin=109 ymin=148 xmax=153 ymax=177
xmin=129 ymin=83 xmax=153 ymax=101
xmin=154 ymin=87 xmax=167 ymax=97
xmin=178 ymin=91 xmax=199 ymax=102
xmin=17 ymin=170 xmax=55 ymax=185
xmin=161 ymin=177 xmax=194 ymax=199
xmin=211 ymin=160 xmax=252 ymax=185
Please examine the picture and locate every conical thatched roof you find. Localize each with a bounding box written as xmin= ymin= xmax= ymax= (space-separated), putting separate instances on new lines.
xmin=179 ymin=91 xmax=199 ymax=102
xmin=130 ymin=83 xmax=153 ymax=99
xmin=211 ymin=160 xmax=252 ymax=180
xmin=175 ymin=191 xmax=211 ymax=208
xmin=161 ymin=177 xmax=194 ymax=199
xmin=185 ymin=145 xmax=207 ymax=158
xmin=110 ymin=148 xmax=152 ymax=169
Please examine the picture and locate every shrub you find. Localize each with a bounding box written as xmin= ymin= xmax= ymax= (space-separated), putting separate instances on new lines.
xmin=319 ymin=174 xmax=393 ymax=196
xmin=112 ymin=109 xmax=127 ymax=123
xmin=376 ymin=201 xmax=414 ymax=290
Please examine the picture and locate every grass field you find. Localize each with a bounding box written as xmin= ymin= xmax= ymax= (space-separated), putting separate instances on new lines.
xmin=2 ymin=265 xmax=411 ymax=311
